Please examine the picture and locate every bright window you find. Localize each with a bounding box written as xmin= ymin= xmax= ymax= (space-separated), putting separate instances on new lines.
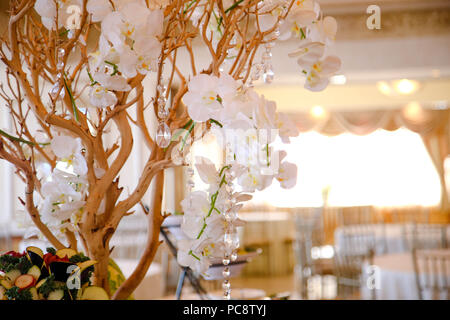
xmin=251 ymin=128 xmax=441 ymax=208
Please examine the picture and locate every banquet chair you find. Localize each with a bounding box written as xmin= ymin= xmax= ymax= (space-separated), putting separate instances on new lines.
xmin=293 ymin=207 xmax=331 ymax=299
xmin=337 ymin=206 xmax=375 ymax=226
xmin=402 ymin=224 xmax=448 ymax=251
xmin=333 ymin=232 xmax=376 ymax=300
xmin=412 ymin=249 xmax=450 ymax=300
xmin=391 ymin=206 xmax=430 ymax=224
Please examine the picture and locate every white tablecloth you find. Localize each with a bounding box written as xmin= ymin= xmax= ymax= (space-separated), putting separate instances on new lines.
xmin=361 ymin=249 xmax=450 ymax=300
xmin=335 ymin=223 xmax=450 ymax=254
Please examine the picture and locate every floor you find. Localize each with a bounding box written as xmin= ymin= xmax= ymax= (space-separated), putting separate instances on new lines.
xmin=163 ymin=273 xmax=339 ymax=300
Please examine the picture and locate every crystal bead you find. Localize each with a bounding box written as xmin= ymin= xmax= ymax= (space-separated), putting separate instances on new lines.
xmin=222 ymin=280 xmax=231 ymax=290
xmin=57 ymin=48 xmax=65 ymax=59
xmin=262 ymin=51 xmax=272 ymax=60
xmin=156 ymin=122 xmax=171 ymax=148
xmin=158 ymin=107 xmax=169 ymax=119
xmin=225 ymin=211 xmax=237 ymax=222
xmin=223 ymin=291 xmax=231 ymax=300
xmin=186 ymin=167 xmax=194 ymax=176
xmin=222 ymin=257 xmax=230 ymax=266
xmin=50 ymin=83 xmax=65 ymax=100
xmin=222 ymin=268 xmax=231 ymax=278
xmin=156 ymin=84 xmax=166 ymax=94
xmin=273 ymin=28 xmax=281 ymax=37
xmin=57 ymin=61 xmax=65 ymax=70
xmin=68 ymin=30 xmax=75 ymax=39
xmin=231 ymin=252 xmax=238 ymax=261
xmin=187 ymin=179 xmax=195 ymax=188
xmin=262 ymin=65 xmax=274 ymax=84
xmin=224 ymin=233 xmax=233 ymax=248
xmin=265 ymin=41 xmax=275 ymax=49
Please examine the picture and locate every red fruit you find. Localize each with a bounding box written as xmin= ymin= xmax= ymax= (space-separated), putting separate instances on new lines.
xmin=14 ymin=274 xmax=36 ymax=290
xmin=5 ymin=251 xmax=26 ymax=258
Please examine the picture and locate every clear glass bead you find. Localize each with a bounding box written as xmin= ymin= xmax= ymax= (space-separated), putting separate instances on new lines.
xmin=223 ymin=290 xmax=231 ymax=300
xmin=222 ymin=256 xmax=230 ymax=266
xmin=57 ymin=48 xmax=65 ymax=59
xmin=265 ymin=41 xmax=275 ymax=49
xmin=231 ymin=251 xmax=238 ymax=262
xmin=223 ymin=280 xmax=231 ymax=290
xmin=156 ymin=122 xmax=171 ymax=148
xmin=186 ymin=167 xmax=194 ymax=176
xmin=222 ymin=268 xmax=231 ymax=278
xmin=158 ymin=106 xmax=169 ymax=119
xmin=187 ymin=179 xmax=195 ymax=188
xmin=225 ymin=211 xmax=237 ymax=222
xmin=157 ymin=96 xmax=166 ymax=106
xmin=262 ymin=51 xmax=272 ymax=60
xmin=50 ymin=83 xmax=65 ymax=100
xmin=224 ymin=233 xmax=233 ymax=248
xmin=68 ymin=30 xmax=75 ymax=39
xmin=262 ymin=65 xmax=274 ymax=84
xmin=156 ymin=84 xmax=166 ymax=94
xmin=57 ymin=61 xmax=65 ymax=70
xmin=273 ymin=28 xmax=281 ymax=38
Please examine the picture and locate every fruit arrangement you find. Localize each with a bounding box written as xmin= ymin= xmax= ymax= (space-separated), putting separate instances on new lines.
xmin=0 ymin=247 xmax=109 ymax=300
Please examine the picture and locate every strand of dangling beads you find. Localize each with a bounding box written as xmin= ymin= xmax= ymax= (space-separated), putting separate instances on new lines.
xmin=155 ymin=81 xmax=172 ymax=148
xmin=50 ymin=47 xmax=66 ymax=101
xmin=249 ymin=25 xmax=281 ymax=86
xmin=221 ymin=143 xmax=240 ymax=300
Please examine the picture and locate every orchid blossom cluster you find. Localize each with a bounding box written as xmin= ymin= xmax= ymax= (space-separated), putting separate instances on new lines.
xmin=177 ymin=73 xmax=299 ymax=274
xmin=258 ymin=0 xmax=341 ymax=90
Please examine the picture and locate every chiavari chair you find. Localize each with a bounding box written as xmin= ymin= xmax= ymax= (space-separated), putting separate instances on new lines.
xmin=412 ymin=248 xmax=450 ymax=300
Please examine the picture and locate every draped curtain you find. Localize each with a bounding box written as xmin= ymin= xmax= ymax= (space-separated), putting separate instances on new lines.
xmin=291 ymin=108 xmax=450 ymax=210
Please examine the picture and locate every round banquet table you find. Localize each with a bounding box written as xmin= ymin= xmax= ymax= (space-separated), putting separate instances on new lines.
xmin=361 ymin=249 xmax=450 ymax=300
xmin=335 ymin=223 xmax=450 ymax=254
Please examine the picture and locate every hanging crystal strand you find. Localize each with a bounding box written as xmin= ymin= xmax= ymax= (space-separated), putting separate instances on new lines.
xmin=50 ymin=47 xmax=66 ymax=101
xmin=185 ymin=156 xmax=195 ymax=209
xmin=261 ymin=24 xmax=280 ymax=85
xmin=155 ymin=81 xmax=172 ymax=148
xmin=261 ymin=44 xmax=274 ymax=84
xmin=221 ymin=142 xmax=239 ymax=300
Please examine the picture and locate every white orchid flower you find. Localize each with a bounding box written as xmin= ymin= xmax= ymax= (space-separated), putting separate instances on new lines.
xmin=87 ymin=0 xmax=113 ymax=22
xmin=276 ymin=112 xmax=299 ymax=143
xmin=276 ymin=161 xmax=298 ymax=189
xmin=195 ymin=156 xmax=221 ymax=187
xmin=89 ymin=84 xmax=118 ymax=108
xmin=184 ymin=74 xmax=222 ymax=122
xmin=237 ymin=167 xmax=273 ymax=192
xmin=309 ymin=16 xmax=338 ymax=45
xmin=177 ymin=238 xmax=219 ymax=274
xmin=180 ymin=191 xmax=211 ymax=239
xmin=277 ymin=0 xmax=320 ymax=40
xmin=93 ymin=72 xmax=131 ymax=91
xmin=117 ymin=36 xmax=161 ymax=78
xmin=40 ymin=171 xmax=86 ymax=223
xmin=288 ymin=41 xmax=325 ymax=68
xmin=304 ymin=55 xmax=341 ymax=92
xmin=256 ymin=0 xmax=286 ymax=32
xmin=35 ymin=0 xmax=82 ymax=30
xmin=51 ymin=135 xmax=88 ymax=176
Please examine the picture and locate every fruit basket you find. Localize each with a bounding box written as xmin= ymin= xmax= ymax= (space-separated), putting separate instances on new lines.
xmin=0 ymin=247 xmax=109 ymax=300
